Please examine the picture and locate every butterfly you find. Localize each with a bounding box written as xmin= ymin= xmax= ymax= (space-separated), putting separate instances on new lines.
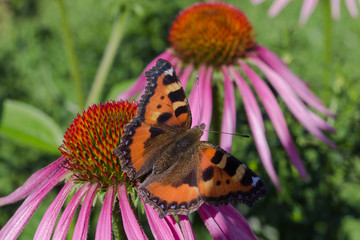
xmin=114 ymin=58 xmax=265 ymax=218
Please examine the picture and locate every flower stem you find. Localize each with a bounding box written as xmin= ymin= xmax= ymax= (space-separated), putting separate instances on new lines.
xmin=323 ymin=0 xmax=332 ymax=84
xmin=86 ymin=5 xmax=130 ymax=106
xmin=57 ymin=0 xmax=85 ymax=108
xmin=322 ymin=0 xmax=338 ymax=118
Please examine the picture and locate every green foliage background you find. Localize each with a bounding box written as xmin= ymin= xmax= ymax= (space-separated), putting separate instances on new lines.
xmin=0 ymin=0 xmax=359 ymax=239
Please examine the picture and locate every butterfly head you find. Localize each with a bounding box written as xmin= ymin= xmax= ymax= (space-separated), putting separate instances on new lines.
xmin=192 ymin=123 xmax=206 ymax=135
xmin=190 ymin=123 xmax=206 ymax=139
xmin=198 ymin=123 xmax=206 ymax=131
xmin=175 ymin=123 xmax=206 ymax=150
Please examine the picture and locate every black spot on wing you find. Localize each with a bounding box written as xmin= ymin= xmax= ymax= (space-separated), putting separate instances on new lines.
xmin=168 ymin=89 xmax=186 ymax=103
xmin=157 ymin=112 xmax=172 ymax=124
xmin=175 ymin=106 xmax=188 ymax=118
xmin=241 ymin=168 xmax=255 ymax=186
xmin=163 ymin=74 xmax=178 ymax=85
xmin=183 ymin=168 xmax=197 ymax=187
xmin=145 ymin=127 xmax=165 ymax=150
xmin=172 ymin=168 xmax=197 ymax=187
xmin=202 ymin=166 xmax=214 ymax=182
xmin=149 ymin=127 xmax=165 ymax=139
xmin=224 ymin=155 xmax=240 ymax=177
xmin=210 ymin=151 xmax=223 ymax=164
xmin=157 ymin=104 xmax=162 ymax=109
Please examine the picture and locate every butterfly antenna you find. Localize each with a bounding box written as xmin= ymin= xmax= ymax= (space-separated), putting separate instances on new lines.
xmin=204 ymin=129 xmax=250 ymax=138
xmin=196 ymin=75 xmax=201 ymax=124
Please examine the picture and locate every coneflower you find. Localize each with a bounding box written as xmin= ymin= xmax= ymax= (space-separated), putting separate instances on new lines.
xmin=0 ymin=100 xmax=258 ymax=239
xmin=118 ymin=2 xmax=336 ymax=190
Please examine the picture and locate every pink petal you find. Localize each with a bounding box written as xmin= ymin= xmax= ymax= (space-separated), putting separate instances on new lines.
xmin=0 ymin=157 xmax=65 ymax=206
xmin=200 ymin=66 xmax=214 ymax=141
xmin=164 ymin=216 xmax=185 ymax=240
xmin=331 ymin=0 xmax=341 ymax=19
xmin=95 ymin=186 xmax=115 ymax=240
xmin=142 ymin=199 xmax=181 ymax=240
xmin=218 ymin=205 xmax=259 ymax=240
xmin=239 ymin=60 xmax=307 ymax=179
xmin=179 ymin=63 xmax=194 ymax=89
xmin=73 ymin=183 xmax=99 ymax=240
xmin=171 ymin=58 xmax=181 ymax=76
xmin=117 ymin=51 xmax=173 ymax=100
xmin=249 ymin=56 xmax=336 ymax=149
xmin=118 ymin=184 xmax=147 ymax=240
xmin=268 ymin=0 xmax=292 ymax=17
xmin=189 ymin=65 xmax=207 ymax=127
xmin=199 ymin=204 xmax=258 ymax=240
xmin=255 ymin=46 xmax=335 ymax=118
xmin=178 ymin=215 xmax=196 ymax=240
xmin=299 ymin=0 xmax=319 ymax=25
xmin=345 ymin=0 xmax=359 ymax=17
xmin=0 ymin=168 xmax=70 ymax=240
xmin=34 ymin=181 xmax=75 ymax=240
xmin=229 ymin=66 xmax=281 ymax=189
xmin=198 ymin=205 xmax=228 ymax=240
xmin=220 ymin=66 xmax=237 ymax=152
xmin=53 ymin=182 xmax=91 ymax=240
xmin=309 ymin=111 xmax=336 ymax=132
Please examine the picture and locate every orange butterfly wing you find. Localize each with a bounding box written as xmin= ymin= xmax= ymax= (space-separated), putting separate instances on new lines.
xmin=138 ymin=154 xmax=202 ymax=218
xmin=114 ymin=59 xmax=191 ymax=180
xmin=198 ymin=142 xmax=266 ymax=206
xmin=137 ymin=141 xmax=266 ymax=218
xmin=138 ymin=59 xmax=191 ymax=129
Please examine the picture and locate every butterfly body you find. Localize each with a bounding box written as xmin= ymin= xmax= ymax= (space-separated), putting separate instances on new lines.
xmin=114 ymin=59 xmax=265 ymax=218
xmin=151 ymin=123 xmax=204 ymax=175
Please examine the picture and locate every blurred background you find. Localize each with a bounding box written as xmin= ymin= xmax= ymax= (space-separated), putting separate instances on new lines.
xmin=0 ymin=0 xmax=359 ymax=239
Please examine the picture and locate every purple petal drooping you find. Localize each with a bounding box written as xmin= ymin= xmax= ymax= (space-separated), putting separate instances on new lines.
xmin=255 ymin=46 xmax=335 ymax=118
xmin=95 ymin=186 xmax=115 ymax=240
xmin=199 ymin=204 xmax=259 ymax=240
xmin=178 ymin=215 xmax=196 ymax=240
xmin=0 ymin=157 xmax=64 ymax=207
xmin=220 ymin=66 xmax=237 ymax=152
xmin=53 ymin=182 xmax=90 ymax=240
xmin=0 ymin=168 xmax=70 ymax=240
xmin=239 ymin=60 xmax=307 ymax=179
xmin=118 ymin=184 xmax=147 ymax=240
xmin=143 ymin=197 xmax=183 ymax=240
xmin=229 ymin=66 xmax=281 ymax=189
xmin=218 ymin=205 xmax=259 ymax=240
xmin=198 ymin=205 xmax=228 ymax=240
xmin=250 ymin=55 xmax=336 ymax=149
xmin=34 ymin=180 xmax=75 ymax=240
xmin=164 ymin=216 xmax=185 ymax=240
xmin=299 ymin=0 xmax=319 ymax=25
xmin=73 ymin=183 xmax=99 ymax=240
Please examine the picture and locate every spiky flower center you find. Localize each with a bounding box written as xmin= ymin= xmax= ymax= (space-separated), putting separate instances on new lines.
xmin=59 ymin=101 xmax=137 ymax=187
xmin=169 ymin=2 xmax=256 ymax=66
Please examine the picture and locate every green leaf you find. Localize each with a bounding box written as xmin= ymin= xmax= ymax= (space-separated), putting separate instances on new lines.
xmin=105 ymin=78 xmax=137 ymax=101
xmin=0 ymin=99 xmax=63 ymax=153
